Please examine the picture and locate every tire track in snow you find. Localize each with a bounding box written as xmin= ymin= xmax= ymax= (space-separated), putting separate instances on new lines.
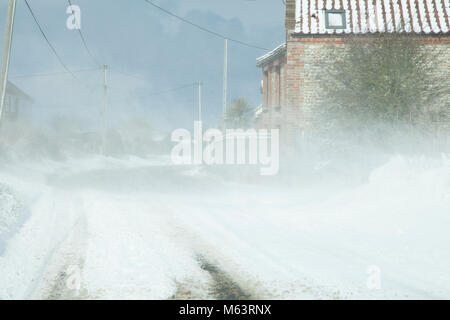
xmin=170 ymin=255 xmax=253 ymax=300
xmin=196 ymin=255 xmax=252 ymax=300
xmin=154 ymin=203 xmax=256 ymax=300
xmin=162 ymin=199 xmax=340 ymax=300
xmin=30 ymin=194 xmax=89 ymax=300
xmin=43 ymin=214 xmax=89 ymax=300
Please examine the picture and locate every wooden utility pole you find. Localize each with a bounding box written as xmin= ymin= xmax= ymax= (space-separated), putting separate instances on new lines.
xmin=222 ymin=38 xmax=228 ymax=125
xmin=197 ymin=80 xmax=202 ymax=122
xmin=101 ymin=64 xmax=108 ymax=153
xmin=0 ymin=0 xmax=17 ymax=123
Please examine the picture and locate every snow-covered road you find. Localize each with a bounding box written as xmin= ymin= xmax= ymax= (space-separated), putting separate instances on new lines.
xmin=1 ymin=155 xmax=449 ymax=299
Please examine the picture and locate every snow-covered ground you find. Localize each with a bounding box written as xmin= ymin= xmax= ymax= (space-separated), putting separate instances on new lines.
xmin=0 ymin=154 xmax=449 ymax=299
xmin=0 ymin=184 xmax=26 ymax=254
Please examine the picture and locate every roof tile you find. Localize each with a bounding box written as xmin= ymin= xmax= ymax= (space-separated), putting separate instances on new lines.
xmin=293 ymin=0 xmax=450 ymax=34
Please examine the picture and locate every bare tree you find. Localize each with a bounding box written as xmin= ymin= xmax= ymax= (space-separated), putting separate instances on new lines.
xmin=317 ymin=32 xmax=449 ymax=133
xmin=224 ymin=98 xmax=254 ymax=129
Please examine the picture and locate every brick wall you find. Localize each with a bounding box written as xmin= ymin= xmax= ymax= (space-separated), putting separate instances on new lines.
xmin=284 ymin=34 xmax=450 ymax=145
xmin=285 ymin=0 xmax=296 ymax=31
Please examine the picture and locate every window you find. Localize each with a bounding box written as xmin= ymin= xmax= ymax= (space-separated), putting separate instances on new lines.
xmin=325 ymin=10 xmax=346 ymax=29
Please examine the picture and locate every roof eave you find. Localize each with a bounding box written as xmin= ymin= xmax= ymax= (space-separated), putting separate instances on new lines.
xmin=256 ymin=44 xmax=287 ymax=67
xmin=290 ymin=31 xmax=450 ymax=38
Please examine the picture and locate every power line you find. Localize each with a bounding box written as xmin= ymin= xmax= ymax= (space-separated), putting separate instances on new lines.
xmin=23 ymin=0 xmax=101 ymax=96
xmin=141 ymin=0 xmax=269 ymax=51
xmin=23 ymin=0 xmax=80 ymax=82
xmin=66 ymin=0 xmax=101 ymax=67
xmin=10 ymin=68 xmax=101 ymax=79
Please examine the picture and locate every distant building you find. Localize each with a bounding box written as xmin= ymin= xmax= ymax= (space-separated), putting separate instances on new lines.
xmin=255 ymin=44 xmax=287 ymax=132
xmin=2 ymin=81 xmax=33 ymax=121
xmin=257 ymin=0 xmax=450 ymax=145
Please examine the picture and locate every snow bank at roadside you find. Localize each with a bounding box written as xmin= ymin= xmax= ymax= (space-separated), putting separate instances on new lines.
xmin=0 ymin=184 xmax=27 ymax=252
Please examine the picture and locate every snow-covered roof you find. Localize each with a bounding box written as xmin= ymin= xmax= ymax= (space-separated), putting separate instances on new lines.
xmin=6 ymin=81 xmax=33 ymax=102
xmin=293 ymin=0 xmax=450 ymax=35
xmin=256 ymin=43 xmax=287 ymax=67
xmin=254 ymin=104 xmax=263 ymax=117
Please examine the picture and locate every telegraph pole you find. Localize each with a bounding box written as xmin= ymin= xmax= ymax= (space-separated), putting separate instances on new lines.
xmin=101 ymin=64 xmax=108 ymax=153
xmin=0 ymin=0 xmax=17 ymax=123
xmin=197 ymin=80 xmax=202 ymax=122
xmin=222 ymin=38 xmax=228 ymax=126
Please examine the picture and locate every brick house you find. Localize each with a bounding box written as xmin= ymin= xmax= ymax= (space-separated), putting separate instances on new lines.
xmin=256 ymin=0 xmax=450 ymax=146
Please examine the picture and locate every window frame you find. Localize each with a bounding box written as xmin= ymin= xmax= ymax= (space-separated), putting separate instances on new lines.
xmin=325 ymin=9 xmax=346 ymax=30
